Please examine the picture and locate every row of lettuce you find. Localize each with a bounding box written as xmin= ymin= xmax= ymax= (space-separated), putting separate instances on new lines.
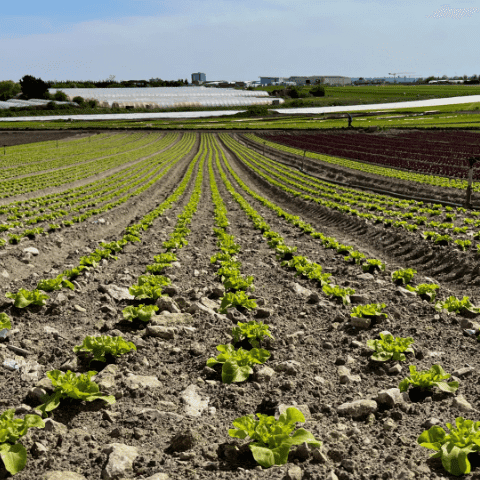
xmin=0 ymin=133 xmax=478 ymax=476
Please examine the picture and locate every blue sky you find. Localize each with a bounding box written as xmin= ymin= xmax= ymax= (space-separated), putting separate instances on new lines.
xmin=1 ymin=1 xmax=479 ymax=82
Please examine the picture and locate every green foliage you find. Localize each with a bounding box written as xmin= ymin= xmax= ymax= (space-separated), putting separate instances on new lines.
xmin=310 ymin=85 xmax=326 ymax=97
xmin=322 ymin=284 xmax=355 ymax=305
xmin=418 ymin=417 xmax=480 ymax=476
xmin=344 ymin=251 xmax=366 ymax=264
xmin=73 ymin=335 xmax=136 ymax=362
xmin=219 ymin=291 xmax=257 ymax=313
xmin=366 ymin=333 xmax=414 ymax=362
xmin=362 ymin=259 xmax=386 ymax=272
xmin=0 ymin=80 xmax=21 ymax=101
xmin=19 ymin=75 xmax=49 ymax=99
xmin=399 ymin=365 xmax=458 ymax=393
xmin=37 ymin=275 xmax=74 ymax=292
xmin=0 ymin=409 xmax=44 ymax=475
xmin=435 ymin=296 xmax=480 ymax=315
xmin=5 ymin=289 xmax=49 ymax=308
xmin=37 ymin=370 xmax=116 ymax=417
xmin=231 ymin=320 xmax=274 ymax=348
xmin=406 ymin=283 xmax=439 ymax=302
xmin=206 ymin=344 xmax=270 ymax=383
xmin=351 ymin=303 xmax=387 ymax=318
xmin=391 ymin=268 xmax=417 ymax=285
xmin=7 ymin=234 xmax=21 ymax=245
xmin=454 ymin=239 xmax=471 ymax=251
xmin=228 ymin=407 xmax=321 ymax=468
xmin=0 ymin=313 xmax=12 ymax=331
xmin=63 ymin=265 xmax=88 ymax=279
xmin=129 ymin=275 xmax=170 ymax=300
xmin=122 ymin=304 xmax=158 ymax=322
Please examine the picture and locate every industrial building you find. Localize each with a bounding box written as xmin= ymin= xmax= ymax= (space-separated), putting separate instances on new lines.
xmin=191 ymin=73 xmax=206 ymax=84
xmin=259 ymin=76 xmax=352 ymax=86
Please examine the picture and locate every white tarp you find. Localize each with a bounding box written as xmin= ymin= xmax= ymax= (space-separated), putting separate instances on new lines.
xmin=1 ymin=95 xmax=480 ymax=122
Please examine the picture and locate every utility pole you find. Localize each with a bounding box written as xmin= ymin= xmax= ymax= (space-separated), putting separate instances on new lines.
xmin=464 ymin=157 xmax=480 ymax=209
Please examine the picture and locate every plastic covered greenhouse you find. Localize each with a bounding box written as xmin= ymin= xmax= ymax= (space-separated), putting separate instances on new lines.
xmin=47 ymin=86 xmax=281 ymax=109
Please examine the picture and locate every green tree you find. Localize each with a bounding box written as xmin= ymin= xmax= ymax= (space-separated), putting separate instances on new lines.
xmin=310 ymin=85 xmax=326 ymax=97
xmin=19 ymin=75 xmax=49 ymax=99
xmin=0 ymin=81 xmax=21 ymax=101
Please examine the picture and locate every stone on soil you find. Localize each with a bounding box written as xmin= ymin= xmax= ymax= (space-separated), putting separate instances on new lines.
xmin=180 ymin=384 xmax=209 ymax=417
xmin=337 ymin=399 xmax=378 ymax=418
xmin=376 ymin=388 xmax=405 ymax=407
xmin=155 ymin=296 xmax=181 ymax=313
xmin=43 ymin=473 xmax=87 ymax=480
xmin=291 ymin=282 xmax=312 ymax=297
xmin=102 ymin=443 xmax=138 ymax=480
xmin=100 ymin=284 xmax=134 ymax=302
xmin=125 ymin=374 xmax=161 ymax=390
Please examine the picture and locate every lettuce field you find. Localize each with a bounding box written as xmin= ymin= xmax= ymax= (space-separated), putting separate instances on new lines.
xmin=1 ymin=130 xmax=480 ymax=479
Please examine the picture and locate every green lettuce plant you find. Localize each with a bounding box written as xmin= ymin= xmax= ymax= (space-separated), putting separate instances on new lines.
xmin=366 ymin=333 xmax=414 ymax=362
xmin=73 ymin=335 xmax=136 ymax=362
xmin=122 ymin=304 xmax=158 ymax=322
xmin=435 ymin=296 xmax=480 ymax=315
xmin=391 ymin=268 xmax=417 ymax=285
xmin=344 ymin=251 xmax=366 ymax=264
xmin=399 ymin=365 xmax=459 ymax=394
xmin=0 ymin=409 xmax=45 ymax=476
xmin=5 ymin=289 xmax=49 ymax=308
xmin=0 ymin=313 xmax=12 ymax=331
xmin=418 ymin=417 xmax=480 ymax=476
xmin=219 ymin=291 xmax=257 ymax=313
xmin=362 ymin=259 xmax=386 ymax=273
xmin=206 ymin=344 xmax=270 ymax=383
xmin=231 ymin=320 xmax=274 ymax=348
xmin=37 ymin=370 xmax=116 ymax=417
xmin=129 ymin=275 xmax=170 ymax=300
xmin=351 ymin=303 xmax=387 ymax=319
xmin=406 ymin=283 xmax=439 ymax=302
xmin=37 ymin=275 xmax=74 ymax=292
xmin=228 ymin=407 xmax=321 ymax=468
xmin=322 ymin=284 xmax=355 ymax=305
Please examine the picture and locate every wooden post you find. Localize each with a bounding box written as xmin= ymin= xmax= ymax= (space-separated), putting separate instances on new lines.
xmin=303 ymin=150 xmax=306 ymax=171
xmin=3 ymin=145 xmax=5 ymax=155
xmin=465 ymin=157 xmax=479 ymax=209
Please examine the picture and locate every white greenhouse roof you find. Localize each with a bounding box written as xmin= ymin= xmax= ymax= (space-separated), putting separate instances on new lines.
xmin=1 ymin=94 xmax=480 ymax=122
xmin=48 ymin=86 xmax=269 ymax=108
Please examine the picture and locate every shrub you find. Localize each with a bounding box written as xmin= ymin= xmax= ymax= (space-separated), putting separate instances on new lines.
xmin=53 ymin=91 xmax=68 ymax=101
xmin=310 ymin=85 xmax=326 ymax=97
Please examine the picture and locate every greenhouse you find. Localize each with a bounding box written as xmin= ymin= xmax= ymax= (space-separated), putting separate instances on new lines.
xmin=47 ymin=86 xmax=280 ymax=109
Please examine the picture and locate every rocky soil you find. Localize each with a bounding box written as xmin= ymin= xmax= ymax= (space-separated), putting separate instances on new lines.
xmin=0 ymin=132 xmax=479 ymax=480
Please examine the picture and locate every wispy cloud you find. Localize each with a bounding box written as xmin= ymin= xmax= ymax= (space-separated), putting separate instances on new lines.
xmin=426 ymin=4 xmax=479 ymax=18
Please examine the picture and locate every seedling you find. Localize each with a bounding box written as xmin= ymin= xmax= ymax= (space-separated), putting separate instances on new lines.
xmin=5 ymin=289 xmax=49 ymax=308
xmin=322 ymin=284 xmax=355 ymax=305
xmin=391 ymin=268 xmax=417 ymax=285
xmin=122 ymin=304 xmax=158 ymax=322
xmin=351 ymin=303 xmax=387 ymax=319
xmin=399 ymin=365 xmax=458 ymax=394
xmin=0 ymin=313 xmax=12 ymax=331
xmin=435 ymin=296 xmax=480 ymax=316
xmin=206 ymin=344 xmax=270 ymax=383
xmin=454 ymin=239 xmax=471 ymax=251
xmin=344 ymin=251 xmax=366 ymax=264
xmin=37 ymin=370 xmax=115 ymax=418
xmin=219 ymin=291 xmax=257 ymax=313
xmin=231 ymin=320 xmax=274 ymax=348
xmin=228 ymin=407 xmax=321 ymax=468
xmin=0 ymin=409 xmax=45 ymax=476
xmin=129 ymin=275 xmax=170 ymax=301
xmin=406 ymin=283 xmax=440 ymax=302
xmin=362 ymin=259 xmax=385 ymax=273
xmin=37 ymin=275 xmax=74 ymax=292
xmin=366 ymin=333 xmax=414 ymax=362
xmin=418 ymin=417 xmax=480 ymax=476
xmin=73 ymin=335 xmax=136 ymax=362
